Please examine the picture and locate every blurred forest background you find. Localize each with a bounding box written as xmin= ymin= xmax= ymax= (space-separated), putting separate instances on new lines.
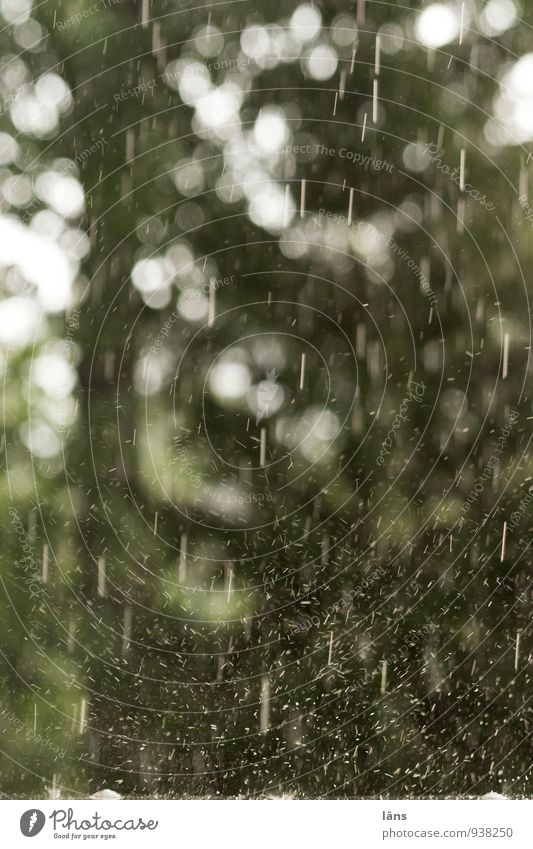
xmin=0 ymin=0 xmax=532 ymax=798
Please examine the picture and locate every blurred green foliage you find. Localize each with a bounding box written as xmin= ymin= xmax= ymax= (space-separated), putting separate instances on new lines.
xmin=0 ymin=0 xmax=532 ymax=798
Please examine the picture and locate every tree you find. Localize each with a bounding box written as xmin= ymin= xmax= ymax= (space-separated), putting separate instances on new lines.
xmin=1 ymin=0 xmax=532 ymax=797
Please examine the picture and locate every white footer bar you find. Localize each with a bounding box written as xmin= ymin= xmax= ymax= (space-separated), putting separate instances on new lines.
xmin=3 ymin=800 xmax=532 ymax=848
